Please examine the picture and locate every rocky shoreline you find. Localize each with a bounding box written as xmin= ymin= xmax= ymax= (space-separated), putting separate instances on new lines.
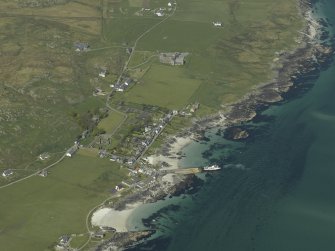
xmin=91 ymin=1 xmax=335 ymax=250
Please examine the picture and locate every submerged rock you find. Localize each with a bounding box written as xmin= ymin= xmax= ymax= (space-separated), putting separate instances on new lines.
xmin=225 ymin=127 xmax=249 ymax=140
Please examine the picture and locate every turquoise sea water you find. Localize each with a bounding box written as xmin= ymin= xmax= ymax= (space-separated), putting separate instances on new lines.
xmin=128 ymin=1 xmax=335 ymax=250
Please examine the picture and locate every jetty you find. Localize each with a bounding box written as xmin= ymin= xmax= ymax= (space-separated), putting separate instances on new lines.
xmin=171 ymin=168 xmax=201 ymax=175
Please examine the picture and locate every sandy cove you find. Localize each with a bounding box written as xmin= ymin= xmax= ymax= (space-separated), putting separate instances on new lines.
xmin=90 ymin=136 xmax=195 ymax=232
xmin=91 ymin=202 xmax=143 ymax=232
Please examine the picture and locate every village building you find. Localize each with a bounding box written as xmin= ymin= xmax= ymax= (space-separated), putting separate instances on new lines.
xmin=2 ymin=169 xmax=13 ymax=177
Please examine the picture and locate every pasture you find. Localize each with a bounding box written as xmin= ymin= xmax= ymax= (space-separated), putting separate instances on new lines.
xmin=0 ymin=149 xmax=127 ymax=251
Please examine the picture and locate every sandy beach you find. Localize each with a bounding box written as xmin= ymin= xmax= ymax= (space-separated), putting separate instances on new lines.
xmin=145 ymin=136 xmax=194 ymax=169
xmin=91 ymin=202 xmax=143 ymax=232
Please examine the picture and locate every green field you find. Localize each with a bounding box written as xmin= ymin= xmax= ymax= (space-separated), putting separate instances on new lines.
xmin=0 ymin=149 xmax=127 ymax=251
xmin=125 ymin=64 xmax=201 ymax=109
xmin=98 ymin=111 xmax=125 ymax=133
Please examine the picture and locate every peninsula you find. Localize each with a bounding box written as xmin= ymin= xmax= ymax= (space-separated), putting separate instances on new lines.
xmin=0 ymin=0 xmax=333 ymax=250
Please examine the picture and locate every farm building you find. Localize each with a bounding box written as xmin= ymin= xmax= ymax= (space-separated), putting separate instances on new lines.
xmin=66 ymin=145 xmax=78 ymax=157
xmin=159 ymin=52 xmax=189 ymax=66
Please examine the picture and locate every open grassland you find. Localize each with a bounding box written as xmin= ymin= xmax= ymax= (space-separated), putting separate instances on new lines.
xmin=125 ymin=0 xmax=303 ymax=108
xmin=0 ymin=149 xmax=128 ymax=251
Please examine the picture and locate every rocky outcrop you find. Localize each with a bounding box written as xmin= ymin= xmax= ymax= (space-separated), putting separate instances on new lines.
xmin=96 ymin=231 xmax=155 ymax=251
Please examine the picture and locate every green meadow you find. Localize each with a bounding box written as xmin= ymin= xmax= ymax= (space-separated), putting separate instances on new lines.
xmin=0 ymin=149 xmax=127 ymax=251
xmin=125 ymin=65 xmax=201 ymax=109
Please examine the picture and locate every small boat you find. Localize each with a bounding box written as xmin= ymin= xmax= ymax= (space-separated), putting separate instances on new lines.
xmin=203 ymin=164 xmax=221 ymax=171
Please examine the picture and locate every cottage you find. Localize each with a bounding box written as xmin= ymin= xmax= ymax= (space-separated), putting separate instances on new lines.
xmin=39 ymin=170 xmax=48 ymax=177
xmin=59 ymin=235 xmax=70 ymax=245
xmin=168 ymin=2 xmax=172 ymax=7
xmin=74 ymin=42 xmax=89 ymax=52
xmin=99 ymin=69 xmax=107 ymax=78
xmin=2 ymin=169 xmax=13 ymax=177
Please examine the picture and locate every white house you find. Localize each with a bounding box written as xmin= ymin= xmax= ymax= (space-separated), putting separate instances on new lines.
xmin=213 ymin=21 xmax=223 ymax=27
xmin=155 ymin=12 xmax=164 ymax=17
xmin=2 ymin=169 xmax=13 ymax=177
xmin=168 ymin=2 xmax=172 ymax=7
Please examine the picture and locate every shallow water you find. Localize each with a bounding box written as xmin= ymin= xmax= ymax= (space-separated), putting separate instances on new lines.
xmin=127 ymin=1 xmax=335 ymax=250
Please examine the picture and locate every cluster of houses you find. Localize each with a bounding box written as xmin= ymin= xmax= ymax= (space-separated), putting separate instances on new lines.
xmin=98 ymin=112 xmax=175 ymax=168
xmin=155 ymin=2 xmax=174 ymax=16
xmin=110 ymin=77 xmax=133 ymax=92
xmin=136 ymin=2 xmax=174 ymax=17
xmin=129 ymin=111 xmax=176 ymax=163
xmin=159 ymin=52 xmax=189 ymax=66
